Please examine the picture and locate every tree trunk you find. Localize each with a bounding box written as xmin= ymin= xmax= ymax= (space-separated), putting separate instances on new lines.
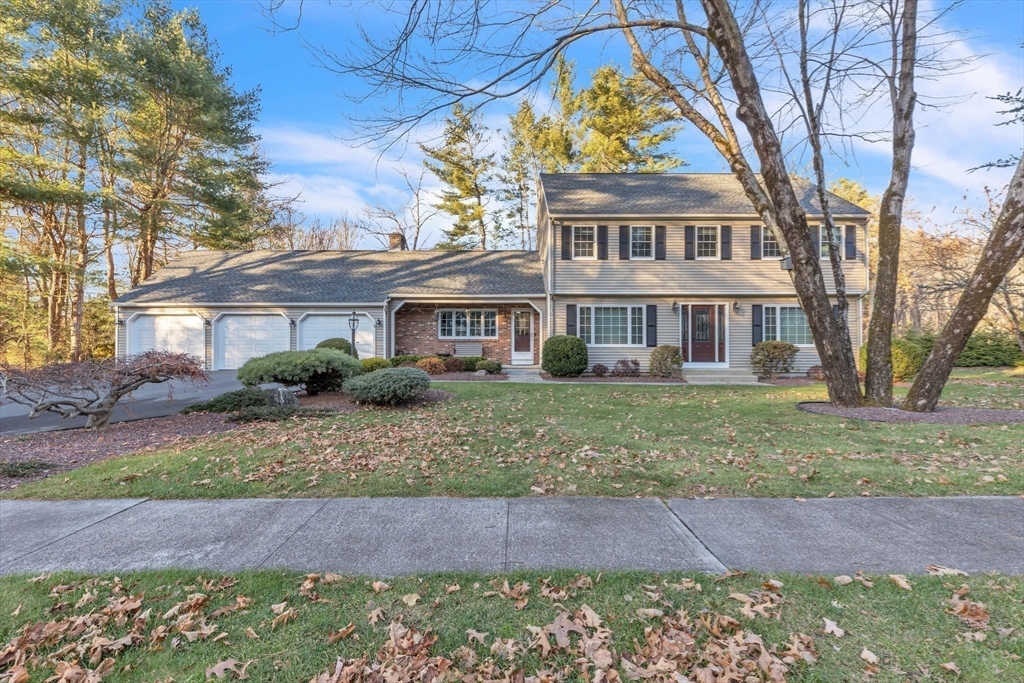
xmin=865 ymin=0 xmax=918 ymax=406
xmin=69 ymin=142 xmax=89 ymax=362
xmin=998 ymin=286 xmax=1024 ymax=355
xmin=700 ymin=0 xmax=862 ymax=407
xmin=904 ymin=157 xmax=1024 ymax=411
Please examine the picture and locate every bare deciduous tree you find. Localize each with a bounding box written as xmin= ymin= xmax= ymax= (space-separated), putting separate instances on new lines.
xmin=1 ymin=350 xmax=209 ymax=430
xmin=361 ymin=167 xmax=438 ymax=250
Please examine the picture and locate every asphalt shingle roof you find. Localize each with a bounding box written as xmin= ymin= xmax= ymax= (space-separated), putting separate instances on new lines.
xmin=115 ymin=250 xmax=545 ymax=305
xmin=540 ymin=173 xmax=871 ymax=217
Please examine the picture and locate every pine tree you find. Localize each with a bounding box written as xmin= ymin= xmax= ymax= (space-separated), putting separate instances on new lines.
xmin=420 ymin=104 xmax=496 ymax=250
xmin=497 ymin=100 xmax=537 ymax=249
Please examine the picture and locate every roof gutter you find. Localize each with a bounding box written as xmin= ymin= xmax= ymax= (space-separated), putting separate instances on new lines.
xmin=547 ymin=213 xmax=870 ymax=220
xmin=114 ymin=301 xmax=389 ymax=308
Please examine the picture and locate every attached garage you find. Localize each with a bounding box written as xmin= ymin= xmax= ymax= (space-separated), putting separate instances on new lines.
xmin=214 ymin=314 xmax=290 ymax=370
xmin=298 ymin=313 xmax=377 ymax=358
xmin=129 ymin=314 xmax=205 ymax=359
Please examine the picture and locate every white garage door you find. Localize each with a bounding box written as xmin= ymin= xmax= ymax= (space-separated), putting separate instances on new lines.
xmin=298 ymin=314 xmax=376 ymax=358
xmin=214 ymin=314 xmax=290 ymax=370
xmin=129 ymin=315 xmax=205 ymax=360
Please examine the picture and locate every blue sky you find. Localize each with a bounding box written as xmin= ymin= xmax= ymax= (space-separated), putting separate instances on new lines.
xmin=177 ymin=0 xmax=1023 ymax=247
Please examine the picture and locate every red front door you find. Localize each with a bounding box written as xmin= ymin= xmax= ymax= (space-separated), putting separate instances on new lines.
xmin=690 ymin=305 xmax=716 ymax=362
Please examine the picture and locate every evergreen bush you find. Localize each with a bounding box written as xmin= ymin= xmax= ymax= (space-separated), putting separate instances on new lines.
xmin=750 ymin=341 xmax=799 ymax=378
xmin=416 ymin=357 xmax=447 ymax=375
xmin=859 ymin=338 xmax=925 ymax=382
xmin=315 ymin=337 xmax=358 ymax=359
xmin=343 ymin=367 xmax=431 ymax=405
xmin=237 ymin=349 xmax=362 ymax=395
xmin=541 ymin=335 xmax=588 ymax=377
xmin=361 ymin=357 xmax=391 ymax=373
xmin=476 ymin=360 xmax=502 ymax=374
xmin=649 ymin=345 xmax=682 ymax=377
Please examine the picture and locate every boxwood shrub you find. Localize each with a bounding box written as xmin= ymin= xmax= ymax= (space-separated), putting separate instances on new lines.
xmin=181 ymin=388 xmax=269 ymax=414
xmin=360 ymin=357 xmax=391 ymax=373
xmin=859 ymin=338 xmax=925 ymax=382
xmin=315 ymin=337 xmax=358 ymax=359
xmin=343 ymin=367 xmax=431 ymax=405
xmin=416 ymin=357 xmax=447 ymax=375
xmin=750 ymin=341 xmax=799 ymax=378
xmin=455 ymin=356 xmax=485 ymax=372
xmin=649 ymin=345 xmax=682 ymax=377
xmin=476 ymin=359 xmax=502 ymax=374
xmin=902 ymin=329 xmax=1023 ymax=367
xmin=237 ymin=348 xmax=362 ymax=395
xmin=389 ymin=354 xmax=421 ymax=367
xmin=541 ymin=335 xmax=588 ymax=377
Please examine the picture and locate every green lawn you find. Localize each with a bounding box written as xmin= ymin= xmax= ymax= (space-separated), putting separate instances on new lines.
xmin=0 ymin=569 xmax=1019 ymax=682
xmin=4 ymin=368 xmax=1021 ymax=501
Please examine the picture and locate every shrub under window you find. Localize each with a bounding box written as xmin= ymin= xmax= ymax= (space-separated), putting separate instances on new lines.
xmin=750 ymin=341 xmax=799 ymax=378
xmin=343 ymin=367 xmax=431 ymax=405
xmin=542 ymin=335 xmax=588 ymax=377
xmin=649 ymin=345 xmax=682 ymax=377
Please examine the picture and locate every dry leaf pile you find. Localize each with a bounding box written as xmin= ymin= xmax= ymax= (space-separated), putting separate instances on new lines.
xmin=309 ymin=604 xmax=817 ymax=683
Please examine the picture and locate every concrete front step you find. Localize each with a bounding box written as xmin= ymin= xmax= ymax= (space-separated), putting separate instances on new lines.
xmin=682 ymin=370 xmax=760 ymax=384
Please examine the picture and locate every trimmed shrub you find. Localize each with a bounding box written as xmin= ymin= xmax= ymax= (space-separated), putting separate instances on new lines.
xmin=591 ymin=363 xmax=609 ymax=377
xmin=361 ymin=357 xmax=391 ymax=374
xmin=456 ymin=356 xmax=486 ymax=372
xmin=805 ymin=365 xmax=826 ymax=381
xmin=343 ymin=367 xmax=431 ymax=405
xmin=901 ymin=329 xmax=1023 ymax=367
xmin=443 ymin=356 xmax=465 ymax=373
xmin=611 ymin=358 xmax=641 ymax=377
xmin=649 ymin=345 xmax=682 ymax=377
xmin=237 ymin=349 xmax=362 ymax=396
xmin=228 ymin=406 xmax=299 ymax=423
xmin=750 ymin=341 xmax=799 ymax=378
xmin=389 ymin=354 xmax=421 ymax=367
xmin=542 ymin=335 xmax=588 ymax=377
xmin=315 ymin=337 xmax=358 ymax=359
xmin=476 ymin=360 xmax=502 ymax=374
xmin=859 ymin=338 xmax=925 ymax=382
xmin=182 ymin=388 xmax=269 ymax=414
xmin=416 ymin=357 xmax=447 ymax=375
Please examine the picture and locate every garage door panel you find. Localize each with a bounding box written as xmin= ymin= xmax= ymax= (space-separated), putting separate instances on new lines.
xmin=215 ymin=315 xmax=290 ymax=370
xmin=129 ymin=315 xmax=205 ymax=360
xmin=299 ymin=314 xmax=376 ymax=357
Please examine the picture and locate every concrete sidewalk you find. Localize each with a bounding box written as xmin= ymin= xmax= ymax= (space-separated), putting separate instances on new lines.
xmin=1 ymin=496 xmax=1020 ymax=576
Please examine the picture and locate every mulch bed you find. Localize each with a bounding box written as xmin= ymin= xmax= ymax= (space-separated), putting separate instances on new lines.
xmin=798 ymin=401 xmax=1024 ymax=424
xmin=0 ymin=413 xmax=235 ymax=490
xmin=431 ymin=372 xmax=508 ymax=381
xmin=541 ymin=373 xmax=687 ymax=383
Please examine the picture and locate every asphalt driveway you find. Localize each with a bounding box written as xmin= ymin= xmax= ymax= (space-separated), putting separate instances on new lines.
xmin=0 ymin=371 xmax=243 ymax=436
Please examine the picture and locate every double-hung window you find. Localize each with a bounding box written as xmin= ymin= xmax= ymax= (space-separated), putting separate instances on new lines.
xmin=761 ymin=226 xmax=782 ymax=258
xmin=631 ymin=226 xmax=653 ymax=259
xmin=576 ymin=305 xmax=645 ymax=346
xmin=696 ymin=226 xmax=719 ymax=259
xmin=763 ymin=305 xmax=813 ymax=345
xmin=818 ymin=225 xmax=842 ymax=260
xmin=438 ymin=310 xmax=497 ymax=339
xmin=573 ymin=226 xmax=596 ymax=259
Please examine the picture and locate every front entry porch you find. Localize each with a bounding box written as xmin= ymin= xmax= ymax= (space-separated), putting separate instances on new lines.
xmin=679 ymin=302 xmax=729 ymax=366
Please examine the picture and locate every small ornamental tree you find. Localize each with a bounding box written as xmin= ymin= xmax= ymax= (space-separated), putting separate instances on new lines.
xmin=542 ymin=335 xmax=588 ymax=377
xmin=0 ymin=351 xmax=208 ymax=430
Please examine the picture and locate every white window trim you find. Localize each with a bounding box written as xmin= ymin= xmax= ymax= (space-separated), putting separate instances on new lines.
xmin=695 ymin=225 xmax=721 ymax=260
xmin=630 ymin=225 xmax=655 ymax=260
xmin=437 ymin=309 xmax=499 ymax=340
xmin=572 ymin=225 xmax=598 ymax=261
xmin=763 ymin=304 xmax=815 ymax=347
xmin=575 ymin=304 xmax=647 ymax=347
xmin=817 ymin=225 xmax=843 ymax=261
xmin=761 ymin=225 xmax=783 ymax=260
xmin=676 ymin=302 xmax=731 ymax=367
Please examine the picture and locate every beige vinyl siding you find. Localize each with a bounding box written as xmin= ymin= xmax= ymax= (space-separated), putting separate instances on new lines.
xmin=551 ymin=295 xmax=864 ymax=374
xmin=116 ymin=305 xmax=386 ymax=368
xmin=550 ymin=219 xmax=868 ymax=295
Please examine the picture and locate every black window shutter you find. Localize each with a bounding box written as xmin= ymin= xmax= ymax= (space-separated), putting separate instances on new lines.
xmin=751 ymin=304 xmax=763 ymax=345
xmin=619 ymin=225 xmax=630 ymax=260
xmin=561 ymin=225 xmax=572 ymax=260
xmin=646 ymin=305 xmax=657 ymax=347
xmin=566 ymin=304 xmax=577 ymax=336
xmin=684 ymin=225 xmax=695 ymax=260
xmin=750 ymin=225 xmax=761 ymax=260
xmin=810 ymin=226 xmax=820 ymax=258
xmin=597 ymin=225 xmax=608 ymax=260
xmin=845 ymin=225 xmax=856 ymax=260
xmin=721 ymin=225 xmax=732 ymax=260
xmin=655 ymin=226 xmax=666 ymax=260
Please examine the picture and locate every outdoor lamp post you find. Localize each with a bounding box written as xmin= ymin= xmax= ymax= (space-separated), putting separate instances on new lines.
xmin=348 ymin=312 xmax=359 ymax=356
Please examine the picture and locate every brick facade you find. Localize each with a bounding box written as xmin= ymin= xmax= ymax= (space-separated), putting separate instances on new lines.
xmin=394 ymin=303 xmax=539 ymax=365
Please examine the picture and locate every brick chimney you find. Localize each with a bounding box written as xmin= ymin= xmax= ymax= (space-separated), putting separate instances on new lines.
xmin=388 ymin=233 xmax=408 ymax=251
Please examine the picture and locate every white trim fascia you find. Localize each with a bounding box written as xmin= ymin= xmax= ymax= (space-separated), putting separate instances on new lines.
xmin=509 ymin=307 xmax=536 ymax=365
xmin=549 ymin=213 xmax=871 ymax=221
xmin=551 ymin=291 xmax=867 ymax=297
xmin=116 ymin=301 xmax=388 ymax=309
xmin=391 ymin=294 xmax=547 ymax=301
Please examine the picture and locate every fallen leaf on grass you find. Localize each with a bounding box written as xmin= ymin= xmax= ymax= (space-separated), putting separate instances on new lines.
xmin=6 ymin=665 xmax=29 ymax=683
xmin=888 ymin=574 xmax=912 ymax=591
xmin=823 ymin=618 xmax=844 ymax=638
xmin=270 ymin=601 xmax=288 ymax=615
xmin=271 ymin=608 xmax=297 ymax=630
xmin=941 ymin=661 xmax=961 ymax=674
xmin=401 ymin=593 xmax=420 ymax=606
xmin=372 ymin=581 xmax=391 ymax=594
xmin=466 ymin=629 xmax=488 ymax=644
xmin=245 ymin=627 xmax=259 ymax=640
xmin=446 ymin=584 xmax=461 ymax=594
xmin=206 ymin=658 xmax=253 ymax=680
xmin=926 ymin=565 xmax=968 ymax=577
xmin=860 ymin=648 xmax=879 ymax=664
xmin=328 ymin=623 xmax=356 ymax=644
xmin=833 ymin=575 xmax=853 ymax=586
xmin=948 ymin=588 xmax=989 ymax=629
xmin=637 ymin=608 xmax=664 ymax=619
xmin=368 ymin=607 xmax=384 ymax=625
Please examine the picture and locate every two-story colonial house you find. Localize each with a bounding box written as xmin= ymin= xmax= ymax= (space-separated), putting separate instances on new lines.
xmin=112 ymin=173 xmax=869 ymax=380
